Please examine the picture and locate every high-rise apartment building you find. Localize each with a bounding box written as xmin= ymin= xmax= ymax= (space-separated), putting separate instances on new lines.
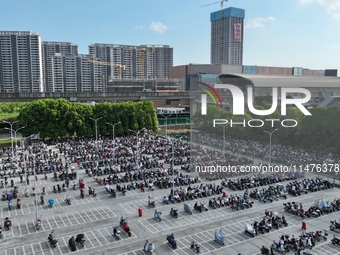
xmin=0 ymin=31 xmax=173 ymax=93
xmin=76 ymin=54 xmax=105 ymax=92
xmin=210 ymin=7 xmax=245 ymax=65
xmin=42 ymin=41 xmax=78 ymax=92
xmin=153 ymin=45 xmax=173 ymax=79
xmin=50 ymin=53 xmax=78 ymax=92
xmin=0 ymin=31 xmax=43 ymax=92
xmin=89 ymin=43 xmax=173 ymax=81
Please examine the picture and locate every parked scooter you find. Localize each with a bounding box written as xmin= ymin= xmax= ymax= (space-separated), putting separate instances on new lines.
xmin=0 ymin=226 xmax=3 ymax=238
xmin=113 ymin=227 xmax=121 ymax=239
xmin=184 ymin=203 xmax=193 ymax=215
xmin=167 ymin=233 xmax=177 ymax=249
xmin=40 ymin=195 xmax=44 ymax=205
xmin=170 ymin=208 xmax=178 ymax=218
xmin=144 ymin=240 xmax=155 ymax=255
xmin=75 ymin=233 xmax=85 ymax=247
xmin=214 ymin=229 xmax=225 ymax=245
xmin=330 ymin=220 xmax=340 ymax=231
xmin=48 ymin=230 xmax=58 ymax=247
xmin=271 ymin=240 xmax=287 ymax=254
xmin=4 ymin=217 xmax=12 ymax=230
xmin=260 ymin=245 xmax=273 ymax=255
xmin=36 ymin=218 xmax=42 ymax=230
xmin=8 ymin=200 xmax=12 ymax=211
xmin=154 ymin=210 xmax=162 ymax=222
xmin=148 ymin=196 xmax=155 ymax=207
xmin=190 ymin=241 xmax=200 ymax=253
xmin=65 ymin=195 xmax=71 ymax=205
xmin=17 ymin=198 xmax=21 ymax=209
xmin=332 ymin=235 xmax=340 ymax=246
xmin=120 ymin=217 xmax=132 ymax=237
xmin=245 ymin=223 xmax=257 ymax=237
xmin=88 ymin=187 xmax=97 ymax=197
xmin=295 ymin=249 xmax=313 ymax=255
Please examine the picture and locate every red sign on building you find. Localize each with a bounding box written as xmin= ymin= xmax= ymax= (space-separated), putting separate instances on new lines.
xmin=233 ymin=23 xmax=242 ymax=43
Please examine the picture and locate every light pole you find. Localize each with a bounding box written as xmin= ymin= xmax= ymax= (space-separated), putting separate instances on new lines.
xmin=216 ymin=124 xmax=227 ymax=155
xmin=160 ymin=114 xmax=172 ymax=138
xmin=21 ymin=135 xmax=33 ymax=196
xmin=106 ymin=121 xmax=121 ymax=143
xmin=3 ymin=120 xmax=19 ymax=159
xmin=263 ymin=128 xmax=278 ymax=165
xmin=128 ymin=128 xmax=145 ymax=170
xmin=168 ymin=136 xmax=182 ymax=198
xmin=5 ymin=126 xmax=25 ymax=170
xmin=186 ymin=118 xmax=198 ymax=143
xmin=90 ymin=117 xmax=103 ymax=148
xmin=32 ymin=153 xmax=40 ymax=225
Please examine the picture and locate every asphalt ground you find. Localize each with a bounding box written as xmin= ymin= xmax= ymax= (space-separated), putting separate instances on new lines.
xmin=0 ymin=144 xmax=340 ymax=255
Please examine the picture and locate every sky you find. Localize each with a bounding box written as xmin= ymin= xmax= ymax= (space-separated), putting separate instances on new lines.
xmin=1 ymin=0 xmax=340 ymax=74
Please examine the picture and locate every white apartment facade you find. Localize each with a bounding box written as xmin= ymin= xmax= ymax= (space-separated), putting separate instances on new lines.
xmin=0 ymin=31 xmax=43 ymax=92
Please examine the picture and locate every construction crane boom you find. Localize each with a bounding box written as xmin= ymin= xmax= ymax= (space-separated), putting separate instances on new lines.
xmin=88 ymin=59 xmax=126 ymax=79
xmin=121 ymin=47 xmax=154 ymax=79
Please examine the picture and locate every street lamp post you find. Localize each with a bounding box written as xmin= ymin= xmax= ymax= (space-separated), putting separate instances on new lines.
xmin=21 ymin=135 xmax=33 ymax=196
xmin=5 ymin=126 xmax=25 ymax=172
xmin=106 ymin=121 xmax=121 ymax=143
xmin=3 ymin=120 xmax=19 ymax=159
xmin=14 ymin=126 xmax=25 ymax=148
xmin=216 ymin=124 xmax=227 ymax=155
xmin=32 ymin=153 xmax=40 ymax=225
xmin=263 ymin=128 xmax=278 ymax=165
xmin=160 ymin=114 xmax=172 ymax=138
xmin=90 ymin=117 xmax=103 ymax=149
xmin=168 ymin=136 xmax=182 ymax=198
xmin=128 ymin=128 xmax=145 ymax=170
xmin=186 ymin=118 xmax=198 ymax=144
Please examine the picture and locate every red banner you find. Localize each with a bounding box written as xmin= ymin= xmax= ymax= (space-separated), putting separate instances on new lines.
xmin=233 ymin=23 xmax=242 ymax=43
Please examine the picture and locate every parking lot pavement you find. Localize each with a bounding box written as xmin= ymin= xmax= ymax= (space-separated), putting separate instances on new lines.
xmin=2 ymin=206 xmax=116 ymax=238
xmin=4 ymin=223 xmax=138 ymax=255
xmin=2 ymin=148 xmax=340 ymax=255
xmin=1 ymin=195 xmax=101 ymax=219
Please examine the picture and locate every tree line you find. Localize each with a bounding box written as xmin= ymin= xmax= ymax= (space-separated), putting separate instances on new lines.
xmin=14 ymin=99 xmax=158 ymax=140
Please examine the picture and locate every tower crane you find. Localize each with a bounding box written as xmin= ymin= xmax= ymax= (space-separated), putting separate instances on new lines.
xmin=87 ymin=59 xmax=126 ymax=79
xmin=122 ymin=47 xmax=154 ymax=79
xmin=202 ymin=0 xmax=228 ymax=65
xmin=140 ymin=47 xmax=154 ymax=80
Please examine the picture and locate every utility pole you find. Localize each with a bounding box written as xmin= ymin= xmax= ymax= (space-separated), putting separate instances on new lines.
xmin=263 ymin=129 xmax=278 ymax=164
xmin=90 ymin=117 xmax=103 ymax=149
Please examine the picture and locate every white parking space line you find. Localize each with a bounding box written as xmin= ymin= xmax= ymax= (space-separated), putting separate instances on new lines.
xmin=84 ymin=232 xmax=95 ymax=248
xmin=46 ymin=218 xmax=53 ymax=230
xmin=63 ymin=214 xmax=73 ymax=225
xmin=52 ymin=217 xmax=60 ymax=228
xmin=39 ymin=243 xmax=46 ymax=255
xmin=66 ymin=213 xmax=80 ymax=224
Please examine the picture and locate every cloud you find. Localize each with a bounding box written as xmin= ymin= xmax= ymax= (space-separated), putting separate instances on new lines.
xmin=134 ymin=25 xmax=145 ymax=30
xmin=149 ymin=21 xmax=168 ymax=33
xmin=297 ymin=0 xmax=340 ymax=18
xmin=245 ymin=16 xmax=276 ymax=29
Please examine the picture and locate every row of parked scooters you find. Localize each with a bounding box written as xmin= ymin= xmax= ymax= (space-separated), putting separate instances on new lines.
xmin=260 ymin=230 xmax=328 ymax=254
xmin=47 ymin=230 xmax=85 ymax=250
xmin=221 ymin=173 xmax=300 ymax=191
xmin=245 ymin=212 xmax=289 ymax=237
xmin=283 ymin=198 xmax=340 ymax=219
